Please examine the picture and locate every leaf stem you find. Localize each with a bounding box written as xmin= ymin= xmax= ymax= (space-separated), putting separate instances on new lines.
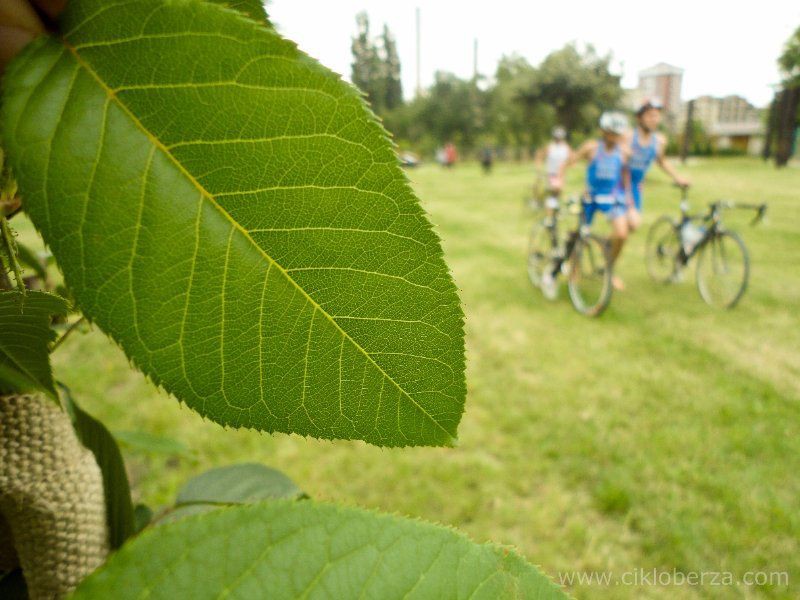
xmin=51 ymin=316 xmax=86 ymax=352
xmin=0 ymin=216 xmax=25 ymax=294
xmin=0 ymin=262 xmax=11 ymax=289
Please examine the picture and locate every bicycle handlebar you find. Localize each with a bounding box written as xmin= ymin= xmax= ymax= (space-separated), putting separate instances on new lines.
xmin=708 ymin=200 xmax=768 ymax=225
xmin=672 ymin=183 xmax=690 ymax=204
xmin=672 ymin=185 xmax=766 ymax=226
xmin=750 ymin=204 xmax=768 ymax=226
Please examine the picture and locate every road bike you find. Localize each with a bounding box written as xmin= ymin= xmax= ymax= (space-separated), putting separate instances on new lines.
xmin=527 ymin=195 xmax=613 ymax=317
xmin=645 ymin=185 xmax=767 ymax=309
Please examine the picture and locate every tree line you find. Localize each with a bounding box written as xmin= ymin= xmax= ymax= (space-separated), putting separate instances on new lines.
xmin=353 ymin=14 xmax=800 ymax=163
xmin=351 ymin=11 xmax=403 ymax=116
xmin=764 ymin=24 xmax=800 ymax=166
xmin=351 ymin=13 xmax=622 ymax=157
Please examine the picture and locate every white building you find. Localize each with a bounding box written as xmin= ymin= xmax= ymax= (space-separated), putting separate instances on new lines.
xmin=679 ymin=95 xmax=764 ymax=155
xmin=637 ymin=63 xmax=683 ymax=119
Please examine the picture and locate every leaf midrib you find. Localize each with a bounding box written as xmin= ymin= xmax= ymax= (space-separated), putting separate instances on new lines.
xmin=61 ymin=40 xmax=453 ymax=441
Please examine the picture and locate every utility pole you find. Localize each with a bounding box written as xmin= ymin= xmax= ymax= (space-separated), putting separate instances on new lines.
xmin=470 ymin=37 xmax=482 ymax=133
xmin=775 ymin=87 xmax=800 ymax=167
xmin=415 ymin=7 xmax=421 ymax=97
xmin=762 ymin=94 xmax=777 ymax=161
xmin=473 ymin=38 xmax=478 ymax=82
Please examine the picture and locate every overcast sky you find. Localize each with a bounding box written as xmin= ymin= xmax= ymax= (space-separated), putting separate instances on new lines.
xmin=269 ymin=0 xmax=799 ymax=108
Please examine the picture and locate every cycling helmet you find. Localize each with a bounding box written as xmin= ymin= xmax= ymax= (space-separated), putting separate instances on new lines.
xmin=636 ymin=96 xmax=664 ymax=116
xmin=552 ymin=126 xmax=567 ymax=140
xmin=599 ymin=111 xmax=628 ymax=135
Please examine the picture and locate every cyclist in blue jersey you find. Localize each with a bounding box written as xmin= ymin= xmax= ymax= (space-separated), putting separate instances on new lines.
xmin=622 ymin=98 xmax=689 ymax=232
xmin=559 ymin=111 xmax=632 ymax=291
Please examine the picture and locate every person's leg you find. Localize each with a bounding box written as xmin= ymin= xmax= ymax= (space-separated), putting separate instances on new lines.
xmin=626 ymin=185 xmax=643 ymax=232
xmin=545 ymin=175 xmax=562 ymax=211
xmin=627 ymin=206 xmax=642 ymax=232
xmin=583 ymin=200 xmax=597 ymax=226
xmin=541 ymin=196 xmax=568 ymax=300
xmin=609 ymin=215 xmax=629 ymax=262
xmin=609 ymin=212 xmax=629 ymax=290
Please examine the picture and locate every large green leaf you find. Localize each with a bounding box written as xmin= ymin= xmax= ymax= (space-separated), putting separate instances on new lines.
xmin=0 ymin=290 xmax=66 ymax=396
xmin=209 ymin=0 xmax=269 ymax=23
xmin=73 ymin=500 xmax=566 ymax=599
xmin=1 ymin=0 xmax=465 ymax=447
xmin=62 ymin=385 xmax=135 ymax=549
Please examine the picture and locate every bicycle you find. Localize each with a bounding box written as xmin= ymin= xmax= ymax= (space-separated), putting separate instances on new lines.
xmin=645 ymin=185 xmax=767 ymax=309
xmin=523 ymin=171 xmax=561 ymax=214
xmin=527 ymin=195 xmax=613 ymax=317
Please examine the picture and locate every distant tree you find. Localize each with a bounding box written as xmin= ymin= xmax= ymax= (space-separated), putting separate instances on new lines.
xmin=350 ymin=12 xmax=384 ymax=112
xmin=681 ymin=119 xmax=714 ymax=156
xmin=773 ymin=88 xmax=800 ymax=166
xmin=774 ymin=25 xmax=800 ymax=165
xmin=762 ymin=96 xmax=777 ymax=160
xmin=351 ymin=14 xmax=404 ymax=115
xmin=489 ymin=54 xmax=554 ymax=157
xmin=778 ymin=25 xmax=800 ymax=88
xmin=381 ymin=25 xmax=403 ymax=111
xmin=384 ymin=72 xmax=486 ymax=151
xmin=379 ymin=43 xmax=623 ymax=157
xmin=427 ymin=72 xmax=488 ymax=149
xmin=518 ymin=44 xmax=622 ymax=136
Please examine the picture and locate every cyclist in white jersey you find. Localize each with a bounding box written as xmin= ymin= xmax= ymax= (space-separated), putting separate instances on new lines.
xmin=535 ymin=126 xmax=571 ymax=210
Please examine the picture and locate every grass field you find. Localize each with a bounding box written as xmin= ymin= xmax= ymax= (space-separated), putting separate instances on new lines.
xmin=19 ymin=157 xmax=799 ymax=598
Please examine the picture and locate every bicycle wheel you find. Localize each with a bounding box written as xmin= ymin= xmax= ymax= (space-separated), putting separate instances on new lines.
xmin=695 ymin=230 xmax=749 ymax=309
xmin=527 ymin=220 xmax=556 ymax=289
xmin=646 ymin=216 xmax=681 ymax=283
xmin=567 ymin=234 xmax=612 ymax=317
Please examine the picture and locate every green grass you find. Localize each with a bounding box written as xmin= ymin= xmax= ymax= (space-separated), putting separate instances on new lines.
xmin=17 ymin=157 xmax=800 ymax=598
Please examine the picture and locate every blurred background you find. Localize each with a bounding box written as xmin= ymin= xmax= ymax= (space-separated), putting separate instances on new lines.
xmin=16 ymin=1 xmax=800 ymax=598
xmin=271 ymin=0 xmax=799 ymax=164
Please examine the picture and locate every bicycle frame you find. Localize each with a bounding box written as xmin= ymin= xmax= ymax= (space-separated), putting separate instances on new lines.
xmin=675 ymin=209 xmax=719 ymax=265
xmin=671 ymin=187 xmax=766 ymax=267
xmin=546 ymin=196 xmax=590 ymax=278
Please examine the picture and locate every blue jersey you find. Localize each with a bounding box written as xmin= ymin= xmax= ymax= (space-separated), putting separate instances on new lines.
xmin=586 ymin=141 xmax=623 ymax=199
xmin=629 ymin=129 xmax=658 ymax=185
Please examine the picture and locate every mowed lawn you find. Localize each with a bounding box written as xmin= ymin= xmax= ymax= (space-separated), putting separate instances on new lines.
xmin=20 ymin=157 xmax=799 ymax=598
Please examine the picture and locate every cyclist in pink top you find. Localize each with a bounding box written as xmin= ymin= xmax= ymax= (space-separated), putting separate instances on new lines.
xmin=535 ymin=126 xmax=571 ymax=211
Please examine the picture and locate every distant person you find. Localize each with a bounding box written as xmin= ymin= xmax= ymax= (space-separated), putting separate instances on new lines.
xmin=479 ymin=146 xmax=494 ymax=173
xmin=535 ymin=126 xmax=571 ymax=210
xmin=558 ymin=111 xmax=631 ymax=292
xmin=621 ymin=97 xmax=690 ymax=231
xmin=444 ymin=142 xmax=458 ymax=168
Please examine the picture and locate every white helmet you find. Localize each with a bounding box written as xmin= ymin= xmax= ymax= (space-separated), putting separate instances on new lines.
xmin=599 ymin=111 xmax=628 ymax=135
xmin=552 ymin=126 xmax=567 ymax=140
